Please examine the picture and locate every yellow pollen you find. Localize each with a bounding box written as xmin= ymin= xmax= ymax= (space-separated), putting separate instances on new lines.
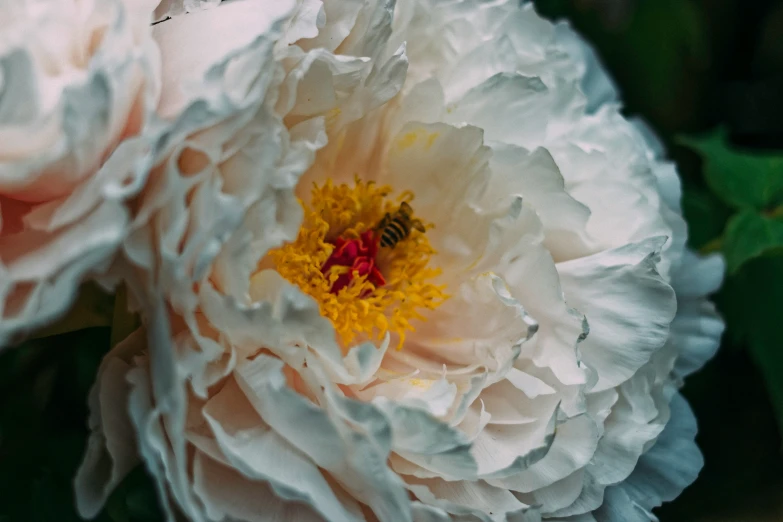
xmin=268 ymin=178 xmax=447 ymax=349
xmin=395 ymin=128 xmax=441 ymax=151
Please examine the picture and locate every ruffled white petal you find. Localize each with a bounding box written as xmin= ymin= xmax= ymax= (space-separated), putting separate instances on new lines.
xmin=193 ymin=453 xmax=325 ymax=522
xmin=76 ymin=2 xmax=725 ymax=522
xmin=153 ymin=0 xmax=220 ymax=22
xmin=407 ymin=478 xmax=539 ymax=522
xmin=201 ymin=377 xmax=364 ymax=521
xmin=0 ymin=0 xmax=160 ymax=345
xmin=557 ymin=239 xmax=677 ymax=391
xmin=552 ymin=21 xmax=618 ymax=112
xmin=74 ymin=330 xmax=144 ymax=517
xmin=594 ymin=393 xmax=702 ymax=522
xmin=183 ymin=280 xmax=417 ymax=522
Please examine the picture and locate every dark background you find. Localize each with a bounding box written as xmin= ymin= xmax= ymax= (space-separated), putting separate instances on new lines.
xmin=1 ymin=1 xmax=782 ymax=521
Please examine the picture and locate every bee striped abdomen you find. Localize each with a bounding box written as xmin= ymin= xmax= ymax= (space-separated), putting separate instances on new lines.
xmin=380 ymin=217 xmax=410 ymax=248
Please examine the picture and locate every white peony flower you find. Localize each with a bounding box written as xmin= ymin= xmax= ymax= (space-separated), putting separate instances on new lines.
xmin=77 ymin=1 xmax=725 ymax=522
xmin=75 ymin=0 xmax=390 ymax=517
xmin=0 ymin=0 xmax=162 ymax=345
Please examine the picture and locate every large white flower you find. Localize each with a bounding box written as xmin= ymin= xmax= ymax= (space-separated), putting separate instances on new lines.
xmin=75 ymin=0 xmax=401 ymax=517
xmin=77 ymin=1 xmax=724 ymax=522
xmin=0 ymin=0 xmax=162 ymax=345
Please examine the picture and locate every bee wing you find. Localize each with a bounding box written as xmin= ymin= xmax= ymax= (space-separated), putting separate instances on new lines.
xmin=399 ymin=201 xmax=413 ymax=217
xmin=411 ymin=219 xmax=426 ymax=233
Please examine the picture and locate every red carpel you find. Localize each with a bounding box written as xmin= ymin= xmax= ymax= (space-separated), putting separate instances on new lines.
xmin=321 ymin=230 xmax=385 ymax=294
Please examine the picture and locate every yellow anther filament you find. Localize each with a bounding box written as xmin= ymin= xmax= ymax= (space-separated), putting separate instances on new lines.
xmin=268 ymin=178 xmax=447 ymax=348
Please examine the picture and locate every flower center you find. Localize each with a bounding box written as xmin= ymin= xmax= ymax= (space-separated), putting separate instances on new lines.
xmin=268 ymin=178 xmax=447 ymax=348
xmin=320 ymin=230 xmax=386 ymax=295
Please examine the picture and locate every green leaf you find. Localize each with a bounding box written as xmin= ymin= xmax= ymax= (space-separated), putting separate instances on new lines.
xmin=722 ymin=210 xmax=783 ymax=273
xmin=679 ymin=129 xmax=783 ymax=210
xmin=681 ymin=187 xmax=733 ymax=249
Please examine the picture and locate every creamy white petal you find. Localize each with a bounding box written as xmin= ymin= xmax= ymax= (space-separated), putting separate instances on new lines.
xmin=234 ymin=353 xmax=413 ymax=522
xmin=407 ymin=478 xmax=538 ymax=522
xmin=521 ymin=470 xmax=587 ymax=515
xmin=0 ymin=201 xmax=128 ymax=343
xmin=124 ymin=364 xmax=190 ymax=521
xmin=297 ymin=0 xmax=363 ymax=52
xmin=0 ymin=0 xmax=160 ymax=345
xmin=193 ymin=452 xmax=325 ymax=522
xmin=552 ymin=22 xmax=618 ymax=112
xmin=488 ymin=414 xmax=599 ymax=493
xmin=202 ymin=377 xmax=363 ymax=522
xmin=126 ymin=0 xmax=307 ymax=321
xmin=485 ymin=144 xmax=594 ymax=261
xmin=480 ymin=380 xmax=552 ymax=426
xmin=472 ymin=410 xmax=557 ymax=479
xmin=408 ymin=273 xmax=534 ymax=376
xmin=154 ymin=0 xmax=221 ymax=21
xmin=383 ymin=122 xmax=491 ymax=225
xmin=547 ymin=472 xmax=606 ymax=520
xmin=282 ymin=0 xmax=326 ymax=44
xmin=594 ymin=393 xmax=702 ymax=521
xmin=74 ymin=330 xmax=144 ymax=518
xmin=412 ymin=502 xmax=452 ymax=522
xmin=668 ymin=251 xmax=725 ymax=380
xmin=587 ymin=370 xmax=668 ymax=488
xmin=393 ymin=0 xmax=576 ymax=100
xmin=374 ymin=397 xmax=471 ymax=455
xmin=670 ymin=300 xmax=724 ymax=382
xmin=443 ymin=73 xmax=583 ymax=150
xmin=279 ymin=49 xmax=368 ymax=118
xmin=362 ymin=375 xmax=458 ymax=417
xmin=557 ymin=238 xmax=677 ymax=391
xmin=152 ymin=0 xmax=295 ymax=118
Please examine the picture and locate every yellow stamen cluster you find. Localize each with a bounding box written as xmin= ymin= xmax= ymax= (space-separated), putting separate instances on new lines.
xmin=268 ymin=178 xmax=446 ymax=348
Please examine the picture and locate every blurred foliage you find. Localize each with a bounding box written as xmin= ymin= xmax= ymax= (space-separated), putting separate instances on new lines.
xmin=3 ymin=1 xmax=783 ymax=522
xmin=0 ymin=328 xmax=162 ymax=522
xmin=534 ymin=0 xmax=783 ymax=520
xmin=680 ymin=130 xmax=783 ymax=272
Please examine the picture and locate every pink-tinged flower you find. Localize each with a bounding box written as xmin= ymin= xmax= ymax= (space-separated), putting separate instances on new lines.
xmin=77 ymin=1 xmax=724 ymax=522
xmin=0 ymin=0 xmax=163 ymax=345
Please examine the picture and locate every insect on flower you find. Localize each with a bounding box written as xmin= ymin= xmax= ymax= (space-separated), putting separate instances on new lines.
xmin=375 ymin=201 xmax=426 ymax=248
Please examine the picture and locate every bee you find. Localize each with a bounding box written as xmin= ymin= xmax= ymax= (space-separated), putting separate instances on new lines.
xmin=376 ymin=201 xmax=425 ymax=248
